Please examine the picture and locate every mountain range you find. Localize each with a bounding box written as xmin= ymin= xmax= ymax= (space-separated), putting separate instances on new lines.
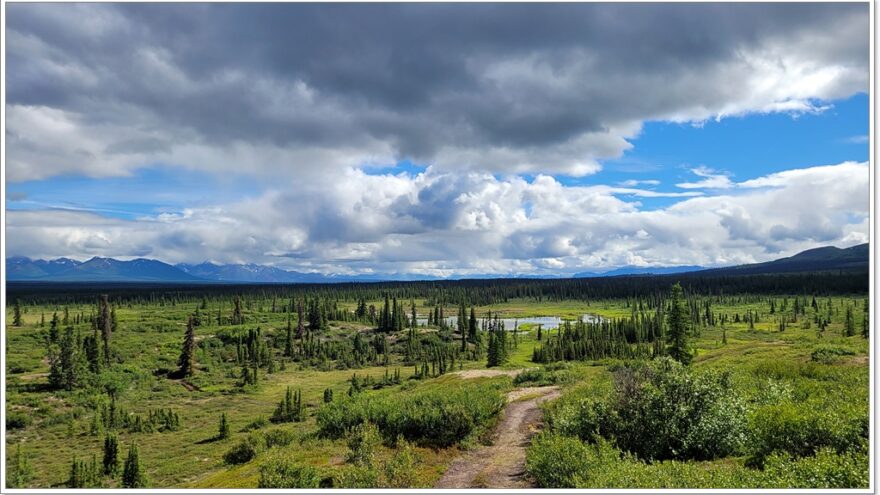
xmin=5 ymin=243 xmax=868 ymax=283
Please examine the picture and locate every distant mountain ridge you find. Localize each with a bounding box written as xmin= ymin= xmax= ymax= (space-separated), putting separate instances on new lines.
xmin=693 ymin=243 xmax=868 ymax=276
xmin=6 ymin=243 xmax=868 ymax=283
xmin=574 ymin=265 xmax=705 ymax=278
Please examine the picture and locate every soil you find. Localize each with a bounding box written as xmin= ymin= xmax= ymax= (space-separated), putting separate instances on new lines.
xmin=434 ymin=385 xmax=561 ymax=488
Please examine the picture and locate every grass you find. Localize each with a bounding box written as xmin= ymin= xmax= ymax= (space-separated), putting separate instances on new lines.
xmin=5 ymin=294 xmax=869 ymax=488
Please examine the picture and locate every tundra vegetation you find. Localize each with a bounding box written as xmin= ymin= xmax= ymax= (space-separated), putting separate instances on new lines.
xmin=4 ymin=273 xmax=869 ymax=488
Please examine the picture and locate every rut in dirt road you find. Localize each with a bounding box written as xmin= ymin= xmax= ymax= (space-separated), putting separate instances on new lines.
xmin=434 ymin=385 xmax=561 ymax=489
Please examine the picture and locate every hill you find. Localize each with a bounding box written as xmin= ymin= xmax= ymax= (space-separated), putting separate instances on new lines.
xmin=6 ymin=243 xmax=868 ymax=282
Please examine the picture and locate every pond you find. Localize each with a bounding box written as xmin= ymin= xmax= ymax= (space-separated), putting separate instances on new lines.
xmin=415 ymin=313 xmax=602 ymax=330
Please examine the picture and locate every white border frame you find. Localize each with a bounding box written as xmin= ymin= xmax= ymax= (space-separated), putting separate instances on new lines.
xmin=0 ymin=0 xmax=875 ymax=493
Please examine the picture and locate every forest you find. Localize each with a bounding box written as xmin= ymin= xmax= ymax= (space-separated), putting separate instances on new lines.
xmin=4 ymin=272 xmax=870 ymax=488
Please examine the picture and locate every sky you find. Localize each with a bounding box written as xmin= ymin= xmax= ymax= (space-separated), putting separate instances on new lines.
xmin=4 ymin=3 xmax=871 ymax=277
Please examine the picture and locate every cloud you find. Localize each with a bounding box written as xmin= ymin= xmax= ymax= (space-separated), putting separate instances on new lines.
xmin=7 ymin=162 xmax=869 ymax=275
xmin=619 ymin=179 xmax=661 ymax=187
xmin=842 ymin=135 xmax=869 ymax=144
xmin=5 ymin=3 xmax=869 ymax=181
xmin=676 ymin=166 xmax=735 ymax=189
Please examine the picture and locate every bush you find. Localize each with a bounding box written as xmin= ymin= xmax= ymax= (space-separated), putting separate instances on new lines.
xmin=513 ymin=367 xmax=572 ymax=387
xmin=547 ymin=357 xmax=747 ymax=461
xmin=241 ymin=416 xmax=269 ymax=432
xmin=748 ymin=402 xmax=867 ymax=466
xmin=527 ymin=435 xmax=868 ymax=489
xmin=335 ymin=465 xmax=379 ymax=488
xmin=526 ymin=433 xmax=591 ymax=488
xmin=810 ymin=346 xmax=855 ymax=364
xmin=383 ymin=437 xmax=418 ymax=488
xmin=258 ymin=456 xmax=321 ymax=488
xmin=762 ymin=448 xmax=869 ymax=488
xmin=316 ymin=381 xmax=507 ymax=447
xmin=223 ymin=434 xmax=263 ymax=465
xmin=263 ymin=428 xmax=296 ymax=449
xmin=345 ymin=422 xmax=381 ymax=467
xmin=6 ymin=411 xmax=32 ymax=430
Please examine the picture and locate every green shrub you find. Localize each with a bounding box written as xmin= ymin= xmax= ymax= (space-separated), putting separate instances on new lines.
xmin=316 ymin=380 xmax=506 ymax=447
xmin=762 ymin=448 xmax=869 ymax=488
xmin=335 ymin=465 xmax=379 ymax=488
xmin=526 ymin=433 xmax=591 ymax=488
xmin=223 ymin=434 xmax=263 ymax=465
xmin=258 ymin=456 xmax=321 ymax=488
xmin=810 ymin=346 xmax=855 ymax=364
xmin=241 ymin=416 xmax=269 ymax=432
xmin=547 ymin=358 xmax=747 ymax=461
xmin=748 ymin=402 xmax=867 ymax=466
xmin=263 ymin=428 xmax=296 ymax=449
xmin=383 ymin=437 xmax=418 ymax=488
xmin=751 ymin=379 xmax=793 ymax=405
xmin=513 ymin=367 xmax=572 ymax=386
xmin=6 ymin=411 xmax=32 ymax=430
xmin=345 ymin=422 xmax=381 ymax=467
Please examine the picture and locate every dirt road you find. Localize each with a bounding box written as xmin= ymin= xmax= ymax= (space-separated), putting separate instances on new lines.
xmin=434 ymin=385 xmax=561 ymax=488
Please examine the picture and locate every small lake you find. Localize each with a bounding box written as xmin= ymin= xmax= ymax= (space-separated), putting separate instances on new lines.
xmin=415 ymin=313 xmax=602 ymax=330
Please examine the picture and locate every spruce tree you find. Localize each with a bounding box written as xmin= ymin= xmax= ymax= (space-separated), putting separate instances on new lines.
xmin=13 ymin=299 xmax=23 ymax=327
xmin=103 ymin=434 xmax=119 ymax=476
xmin=121 ymin=442 xmax=147 ymax=488
xmin=177 ymin=315 xmax=196 ymax=377
xmin=100 ymin=295 xmax=112 ymax=366
xmin=468 ymin=307 xmax=478 ymax=342
xmin=49 ymin=327 xmax=86 ymax=390
xmin=665 ymin=283 xmax=693 ymax=365
xmin=218 ymin=413 xmax=230 ymax=439
xmin=232 ymin=295 xmax=244 ymax=325
xmin=49 ymin=312 xmax=60 ymax=343
xmin=862 ymin=298 xmax=870 ymax=339
xmin=844 ymin=305 xmax=855 ymax=337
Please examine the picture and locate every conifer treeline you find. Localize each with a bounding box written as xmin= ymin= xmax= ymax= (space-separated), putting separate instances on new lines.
xmin=9 ymin=270 xmax=867 ymax=306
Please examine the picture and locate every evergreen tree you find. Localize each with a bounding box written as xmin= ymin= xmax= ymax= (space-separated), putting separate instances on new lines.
xmin=218 ymin=413 xmax=230 ymax=439
xmin=844 ymin=305 xmax=855 ymax=337
xmin=177 ymin=315 xmax=196 ymax=377
xmin=381 ymin=295 xmax=391 ymax=332
xmin=100 ymin=295 xmax=112 ymax=366
xmin=271 ymin=386 xmax=305 ymax=423
xmin=468 ymin=307 xmax=478 ymax=342
xmin=13 ymin=299 xmax=23 ymax=327
xmin=84 ymin=318 xmax=103 ymax=375
xmin=323 ymin=387 xmax=334 ymax=403
xmin=49 ymin=312 xmax=60 ymax=343
xmin=49 ymin=327 xmax=86 ymax=390
xmin=103 ymin=434 xmax=119 ymax=476
xmin=121 ymin=442 xmax=147 ymax=488
xmin=862 ymin=298 xmax=870 ymax=339
xmin=665 ymin=283 xmax=693 ymax=365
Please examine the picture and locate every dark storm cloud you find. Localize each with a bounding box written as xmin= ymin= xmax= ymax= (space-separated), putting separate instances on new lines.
xmin=6 ymin=3 xmax=868 ymax=179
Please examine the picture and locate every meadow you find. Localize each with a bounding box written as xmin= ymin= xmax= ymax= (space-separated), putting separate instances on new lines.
xmin=4 ymin=278 xmax=870 ymax=489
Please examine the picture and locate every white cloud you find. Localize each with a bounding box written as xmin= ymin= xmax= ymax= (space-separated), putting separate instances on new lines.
xmin=7 ymin=162 xmax=869 ymax=275
xmin=619 ymin=179 xmax=661 ymax=187
xmin=676 ymin=166 xmax=735 ymax=189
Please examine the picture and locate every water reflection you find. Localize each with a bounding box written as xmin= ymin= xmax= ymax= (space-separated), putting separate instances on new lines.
xmin=415 ymin=313 xmax=602 ymax=330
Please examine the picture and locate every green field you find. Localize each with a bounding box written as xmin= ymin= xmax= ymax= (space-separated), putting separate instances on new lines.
xmin=5 ymin=288 xmax=870 ymax=489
